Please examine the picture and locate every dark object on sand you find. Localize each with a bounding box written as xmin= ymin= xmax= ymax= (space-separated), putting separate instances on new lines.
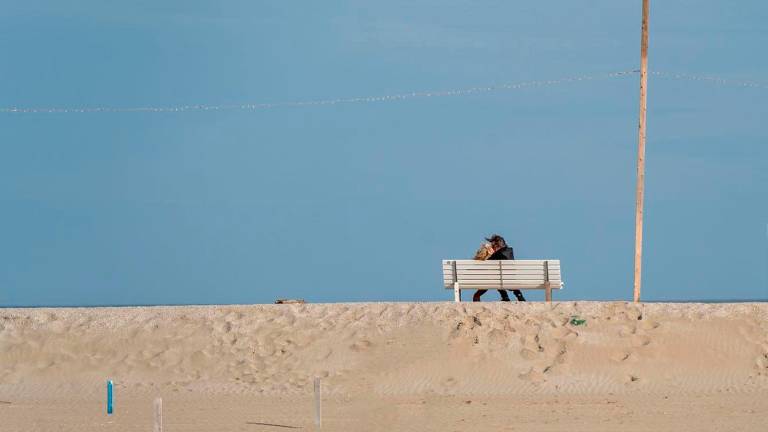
xmin=245 ymin=422 xmax=301 ymax=429
xmin=275 ymin=299 xmax=306 ymax=304
xmin=570 ymin=315 xmax=587 ymax=326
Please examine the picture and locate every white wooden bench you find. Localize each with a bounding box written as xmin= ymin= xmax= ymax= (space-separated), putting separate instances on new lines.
xmin=442 ymin=259 xmax=564 ymax=303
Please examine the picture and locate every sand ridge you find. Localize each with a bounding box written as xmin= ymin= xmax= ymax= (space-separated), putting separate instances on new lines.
xmin=2 ymin=302 xmax=768 ymax=431
xmin=1 ymin=302 xmax=767 ymax=399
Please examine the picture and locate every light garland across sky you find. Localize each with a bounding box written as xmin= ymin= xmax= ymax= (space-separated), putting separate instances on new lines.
xmin=0 ymin=70 xmax=638 ymax=114
xmin=650 ymin=71 xmax=768 ymax=90
xmin=0 ymin=70 xmax=764 ymax=114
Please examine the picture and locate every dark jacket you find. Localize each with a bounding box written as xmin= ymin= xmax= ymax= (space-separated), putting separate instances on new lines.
xmin=488 ymin=247 xmax=514 ymax=260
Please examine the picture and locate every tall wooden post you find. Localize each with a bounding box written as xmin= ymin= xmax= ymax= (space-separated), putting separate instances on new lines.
xmin=634 ymin=0 xmax=650 ymax=303
xmin=314 ymin=377 xmax=322 ymax=428
xmin=153 ymin=397 xmax=163 ymax=432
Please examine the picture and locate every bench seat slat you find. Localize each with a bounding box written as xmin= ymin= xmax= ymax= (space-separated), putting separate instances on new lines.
xmin=443 ymin=282 xmax=564 ymax=286
xmin=445 ymin=274 xmax=561 ymax=280
xmin=449 ymin=270 xmax=561 ymax=276
xmin=444 ymin=260 xmax=560 ymax=264
xmin=445 ymin=268 xmax=561 ymax=272
xmin=443 ymin=262 xmax=560 ymax=267
xmin=443 ymin=260 xmax=560 ymax=264
xmin=446 ymin=279 xmax=560 ymax=285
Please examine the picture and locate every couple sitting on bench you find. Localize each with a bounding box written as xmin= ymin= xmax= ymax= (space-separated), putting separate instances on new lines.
xmin=472 ymin=234 xmax=526 ymax=302
xmin=442 ymin=235 xmax=562 ymax=302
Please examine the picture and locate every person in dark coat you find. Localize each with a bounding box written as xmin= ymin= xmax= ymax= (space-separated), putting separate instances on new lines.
xmin=472 ymin=234 xmax=526 ymax=302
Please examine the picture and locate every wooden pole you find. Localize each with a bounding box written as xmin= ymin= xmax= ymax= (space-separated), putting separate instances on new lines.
xmin=314 ymin=377 xmax=322 ymax=428
xmin=634 ymin=0 xmax=650 ymax=303
xmin=153 ymin=397 xmax=163 ymax=432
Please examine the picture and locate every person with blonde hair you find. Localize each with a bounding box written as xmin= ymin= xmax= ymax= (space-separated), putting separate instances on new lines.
xmin=471 ymin=240 xmax=509 ymax=302
xmin=473 ymin=242 xmax=495 ymax=261
xmin=473 ymin=234 xmax=527 ymax=302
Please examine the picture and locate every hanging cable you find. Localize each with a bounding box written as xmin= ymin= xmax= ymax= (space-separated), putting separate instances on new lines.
xmin=0 ymin=70 xmax=637 ymax=114
xmin=651 ymin=71 xmax=768 ymax=90
xmin=1 ymin=69 xmax=764 ymax=115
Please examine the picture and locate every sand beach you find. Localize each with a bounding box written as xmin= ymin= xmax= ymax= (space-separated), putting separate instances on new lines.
xmin=1 ymin=301 xmax=767 ymax=431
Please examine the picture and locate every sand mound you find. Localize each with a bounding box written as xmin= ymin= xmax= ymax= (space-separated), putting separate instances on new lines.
xmin=2 ymin=302 xmax=767 ymax=398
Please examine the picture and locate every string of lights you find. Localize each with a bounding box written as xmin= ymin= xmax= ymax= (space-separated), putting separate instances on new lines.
xmin=651 ymin=71 xmax=768 ymax=90
xmin=0 ymin=70 xmax=764 ymax=115
xmin=0 ymin=70 xmax=637 ymax=114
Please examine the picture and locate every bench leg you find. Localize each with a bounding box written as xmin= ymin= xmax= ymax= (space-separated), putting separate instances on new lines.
xmin=545 ymin=284 xmax=552 ymax=303
xmin=453 ymin=283 xmax=461 ymax=303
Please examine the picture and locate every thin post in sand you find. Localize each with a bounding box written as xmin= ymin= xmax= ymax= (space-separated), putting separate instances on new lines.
xmin=314 ymin=377 xmax=322 ymax=428
xmin=634 ymin=0 xmax=650 ymax=303
xmin=106 ymin=380 xmax=113 ymax=415
xmin=153 ymin=397 xmax=163 ymax=432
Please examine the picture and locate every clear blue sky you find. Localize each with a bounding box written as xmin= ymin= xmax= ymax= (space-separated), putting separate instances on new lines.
xmin=1 ymin=1 xmax=766 ymax=306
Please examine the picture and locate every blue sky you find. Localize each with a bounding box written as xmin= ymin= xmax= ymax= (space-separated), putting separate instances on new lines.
xmin=1 ymin=1 xmax=766 ymax=306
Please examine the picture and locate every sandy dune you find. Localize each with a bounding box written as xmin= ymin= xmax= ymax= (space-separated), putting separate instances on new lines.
xmin=1 ymin=302 xmax=767 ymax=431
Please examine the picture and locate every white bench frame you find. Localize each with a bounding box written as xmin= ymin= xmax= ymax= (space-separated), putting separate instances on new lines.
xmin=442 ymin=259 xmax=564 ymax=303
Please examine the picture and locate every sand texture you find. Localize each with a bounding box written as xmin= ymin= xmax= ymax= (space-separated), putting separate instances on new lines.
xmin=1 ymin=302 xmax=767 ymax=431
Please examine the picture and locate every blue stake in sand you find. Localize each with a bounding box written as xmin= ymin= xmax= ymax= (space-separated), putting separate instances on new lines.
xmin=107 ymin=380 xmax=114 ymax=414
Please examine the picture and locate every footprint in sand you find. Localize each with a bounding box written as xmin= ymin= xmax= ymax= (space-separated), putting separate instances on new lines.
xmin=441 ymin=377 xmax=458 ymax=388
xmin=485 ymin=329 xmax=507 ymax=347
xmin=314 ymin=347 xmax=333 ymax=361
xmin=631 ymin=335 xmax=652 ymax=347
xmin=639 ymin=320 xmax=661 ymax=330
xmin=610 ymin=351 xmax=632 ymax=363
xmin=625 ymin=374 xmax=641 ymax=384
xmin=216 ymin=321 xmax=233 ymax=333
xmin=519 ymin=367 xmax=546 ymax=383
xmin=520 ymin=348 xmax=538 ymax=360
xmin=618 ymin=325 xmax=637 ymax=338
xmin=550 ymin=326 xmax=578 ymax=340
xmin=349 ymin=340 xmax=373 ymax=352
xmin=553 ymin=345 xmax=568 ymax=364
xmin=189 ymin=350 xmax=210 ymax=367
xmin=520 ymin=334 xmax=543 ymax=352
xmin=756 ymin=353 xmax=768 ymax=374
